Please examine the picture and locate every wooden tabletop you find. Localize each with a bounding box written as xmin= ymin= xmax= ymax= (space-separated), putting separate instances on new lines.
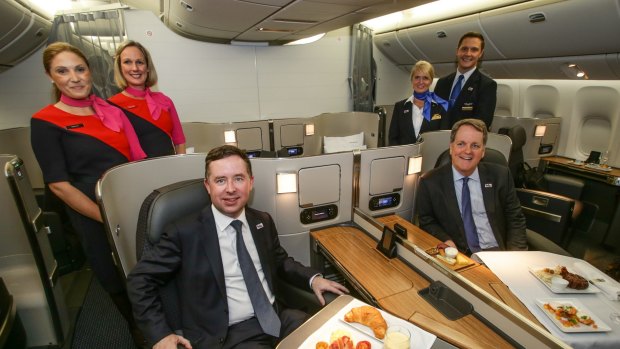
xmin=377 ymin=215 xmax=542 ymax=327
xmin=312 ymin=225 xmax=516 ymax=349
xmin=542 ymin=155 xmax=620 ymax=178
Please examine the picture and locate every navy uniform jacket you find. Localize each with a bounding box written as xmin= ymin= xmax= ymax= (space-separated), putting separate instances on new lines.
xmin=416 ymin=162 xmax=528 ymax=252
xmin=388 ymin=99 xmax=448 ymax=146
xmin=127 ymin=206 xmax=317 ymax=348
xmin=434 ymin=69 xmax=497 ymax=130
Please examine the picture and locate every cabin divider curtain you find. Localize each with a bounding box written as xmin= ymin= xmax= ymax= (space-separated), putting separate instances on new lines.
xmin=48 ymin=8 xmax=126 ymax=99
xmin=350 ymin=24 xmax=376 ymax=112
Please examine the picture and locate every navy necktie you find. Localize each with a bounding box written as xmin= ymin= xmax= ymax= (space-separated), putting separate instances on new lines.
xmin=449 ymin=74 xmax=464 ymax=108
xmin=231 ymin=220 xmax=281 ymax=337
xmin=461 ymin=177 xmax=481 ymax=253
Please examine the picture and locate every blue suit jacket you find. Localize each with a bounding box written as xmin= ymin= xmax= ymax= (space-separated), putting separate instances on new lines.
xmin=416 ymin=162 xmax=527 ymax=252
xmin=434 ymin=69 xmax=497 ymax=129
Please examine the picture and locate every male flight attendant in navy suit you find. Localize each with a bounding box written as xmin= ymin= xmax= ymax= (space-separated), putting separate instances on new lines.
xmin=127 ymin=145 xmax=347 ymax=349
xmin=434 ymin=32 xmax=497 ymax=129
xmin=416 ymin=119 xmax=527 ymax=254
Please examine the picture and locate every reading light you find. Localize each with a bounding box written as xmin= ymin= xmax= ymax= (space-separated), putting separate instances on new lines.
xmin=224 ymin=130 xmax=236 ymax=143
xmin=408 ymin=156 xmax=423 ymax=175
xmin=276 ymin=173 xmax=297 ymax=194
xmin=534 ymin=125 xmax=547 ymax=137
xmin=305 ymin=124 xmax=315 ymax=136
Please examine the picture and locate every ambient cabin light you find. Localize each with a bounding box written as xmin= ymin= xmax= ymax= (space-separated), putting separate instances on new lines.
xmin=305 ymin=124 xmax=315 ymax=136
xmin=285 ymin=33 xmax=325 ymax=46
xmin=534 ymin=125 xmax=547 ymax=137
xmin=224 ymin=130 xmax=236 ymax=143
xmin=408 ymin=156 xmax=423 ymax=175
xmin=276 ymin=173 xmax=297 ymax=194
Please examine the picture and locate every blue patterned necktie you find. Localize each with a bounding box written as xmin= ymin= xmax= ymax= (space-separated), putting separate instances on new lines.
xmin=231 ymin=220 xmax=281 ymax=337
xmin=461 ymin=177 xmax=481 ymax=253
xmin=449 ymin=74 xmax=464 ymax=108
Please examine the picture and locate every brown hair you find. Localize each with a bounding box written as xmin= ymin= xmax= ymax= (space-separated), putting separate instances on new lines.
xmin=204 ymin=145 xmax=252 ymax=179
xmin=43 ymin=42 xmax=90 ymax=101
xmin=457 ymin=31 xmax=485 ymax=51
xmin=450 ymin=118 xmax=488 ymax=145
xmin=409 ymin=60 xmax=435 ymax=81
xmin=113 ymin=40 xmax=158 ymax=89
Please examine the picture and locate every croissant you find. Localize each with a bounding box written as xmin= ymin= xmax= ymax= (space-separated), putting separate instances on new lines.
xmin=344 ymin=306 xmax=387 ymax=339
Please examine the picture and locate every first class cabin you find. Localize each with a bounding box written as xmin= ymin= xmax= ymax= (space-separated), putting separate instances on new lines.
xmin=1 ymin=0 xmax=620 ymax=348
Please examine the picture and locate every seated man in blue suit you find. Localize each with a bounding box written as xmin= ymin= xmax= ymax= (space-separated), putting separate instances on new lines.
xmin=416 ymin=119 xmax=527 ymax=254
xmin=127 ymin=145 xmax=348 ymax=349
xmin=434 ymin=32 xmax=497 ymax=129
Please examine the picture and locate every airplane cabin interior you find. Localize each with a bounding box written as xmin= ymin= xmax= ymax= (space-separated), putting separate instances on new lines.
xmin=1 ymin=0 xmax=620 ymax=348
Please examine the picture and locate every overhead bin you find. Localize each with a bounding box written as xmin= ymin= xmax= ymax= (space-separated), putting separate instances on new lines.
xmin=374 ymin=32 xmax=417 ymax=65
xmin=405 ymin=13 xmax=503 ymax=63
xmin=0 ymin=1 xmax=50 ymax=71
xmin=480 ymin=0 xmax=620 ymax=59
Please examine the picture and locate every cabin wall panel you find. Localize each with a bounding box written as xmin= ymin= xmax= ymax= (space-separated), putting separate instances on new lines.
xmin=123 ymin=10 xmax=352 ymax=123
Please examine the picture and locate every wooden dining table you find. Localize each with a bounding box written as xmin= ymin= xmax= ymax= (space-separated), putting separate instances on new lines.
xmin=311 ymin=221 xmax=522 ymax=349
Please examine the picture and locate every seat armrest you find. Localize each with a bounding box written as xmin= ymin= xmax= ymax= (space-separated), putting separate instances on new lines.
xmin=275 ymin=278 xmax=337 ymax=315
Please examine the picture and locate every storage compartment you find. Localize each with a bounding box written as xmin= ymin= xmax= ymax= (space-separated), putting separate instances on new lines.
xmin=374 ymin=31 xmax=417 ymax=65
xmin=406 ymin=13 xmax=502 ymax=63
xmin=480 ymin=0 xmax=620 ymax=59
xmin=0 ymin=1 xmax=50 ymax=67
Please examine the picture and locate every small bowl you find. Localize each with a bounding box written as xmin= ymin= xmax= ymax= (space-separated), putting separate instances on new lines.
xmin=444 ymin=247 xmax=458 ymax=259
xmin=550 ymin=277 xmax=569 ymax=291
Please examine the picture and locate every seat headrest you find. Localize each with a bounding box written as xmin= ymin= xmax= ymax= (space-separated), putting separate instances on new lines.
xmin=434 ymin=148 xmax=508 ymax=168
xmin=501 ymin=125 xmax=527 ymax=150
xmin=136 ymin=179 xmax=210 ymax=259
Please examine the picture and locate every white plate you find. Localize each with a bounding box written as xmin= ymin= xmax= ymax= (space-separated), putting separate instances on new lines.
xmin=299 ymin=299 xmax=436 ymax=349
xmin=584 ymin=163 xmax=613 ymax=172
xmin=529 ymin=266 xmax=600 ymax=294
xmin=536 ymin=298 xmax=611 ymax=333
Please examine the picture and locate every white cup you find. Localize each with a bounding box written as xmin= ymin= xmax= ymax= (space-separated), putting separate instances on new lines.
xmin=384 ymin=325 xmax=411 ymax=349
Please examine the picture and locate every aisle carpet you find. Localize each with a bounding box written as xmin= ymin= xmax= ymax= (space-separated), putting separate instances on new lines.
xmin=71 ymin=277 xmax=135 ymax=349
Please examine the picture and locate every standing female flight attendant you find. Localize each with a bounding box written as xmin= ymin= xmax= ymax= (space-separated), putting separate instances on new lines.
xmin=388 ymin=60 xmax=449 ymax=146
xmin=109 ymin=41 xmax=186 ymax=156
xmin=31 ymin=42 xmax=146 ymax=347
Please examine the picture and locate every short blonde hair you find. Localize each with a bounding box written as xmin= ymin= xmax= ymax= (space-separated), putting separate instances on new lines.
xmin=113 ymin=40 xmax=158 ymax=89
xmin=410 ymin=60 xmax=435 ymax=81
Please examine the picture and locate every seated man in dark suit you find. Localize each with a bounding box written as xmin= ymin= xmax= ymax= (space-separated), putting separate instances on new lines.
xmin=127 ymin=145 xmax=348 ymax=349
xmin=416 ymin=119 xmax=527 ymax=254
xmin=434 ymin=32 xmax=497 ymax=129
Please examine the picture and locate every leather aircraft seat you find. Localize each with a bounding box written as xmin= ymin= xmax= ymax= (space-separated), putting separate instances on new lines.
xmin=498 ymin=125 xmax=527 ymax=187
xmin=135 ymin=179 xmax=327 ymax=334
xmin=543 ymin=173 xmax=584 ymax=200
xmin=516 ymin=188 xmax=576 ymax=247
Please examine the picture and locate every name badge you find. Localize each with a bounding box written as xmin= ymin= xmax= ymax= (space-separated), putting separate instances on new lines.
xmin=125 ymin=105 xmax=137 ymax=109
xmin=462 ymin=106 xmax=474 ymax=111
xmin=66 ymin=123 xmax=84 ymax=129
xmin=485 ymin=183 xmax=493 ymax=188
xmin=431 ymin=114 xmax=442 ymax=120
xmin=256 ymin=223 xmax=264 ymax=229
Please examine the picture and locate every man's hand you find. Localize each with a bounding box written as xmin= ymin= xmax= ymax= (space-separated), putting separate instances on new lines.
xmin=445 ymin=239 xmax=457 ymax=249
xmin=311 ymin=276 xmax=349 ymax=306
xmin=154 ymin=334 xmax=192 ymax=349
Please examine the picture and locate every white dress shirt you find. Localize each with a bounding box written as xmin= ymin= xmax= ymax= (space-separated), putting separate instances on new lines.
xmin=405 ymin=95 xmax=424 ymax=139
xmin=452 ymin=166 xmax=499 ymax=249
xmin=212 ymin=205 xmax=275 ymax=325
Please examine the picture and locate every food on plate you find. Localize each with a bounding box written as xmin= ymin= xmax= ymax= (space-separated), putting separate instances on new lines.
xmin=436 ymin=254 xmax=456 ymax=265
xmin=425 ymin=247 xmax=439 ymax=256
xmin=455 ymin=253 xmax=469 ymax=265
xmin=543 ymin=303 xmax=598 ymax=329
xmin=316 ymin=341 xmax=329 ymax=349
xmin=356 ymin=341 xmax=371 ymax=349
xmin=539 ymin=266 xmax=589 ymax=290
xmin=444 ymin=247 xmax=458 ymax=259
xmin=329 ymin=335 xmax=354 ymax=349
xmin=344 ymin=306 xmax=388 ymax=339
xmin=330 ymin=329 xmax=352 ymax=343
xmin=436 ymin=242 xmax=450 ymax=250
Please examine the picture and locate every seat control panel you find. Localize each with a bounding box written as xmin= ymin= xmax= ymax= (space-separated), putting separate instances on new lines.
xmin=300 ymin=204 xmax=338 ymax=224
xmin=369 ymin=193 xmax=400 ymax=211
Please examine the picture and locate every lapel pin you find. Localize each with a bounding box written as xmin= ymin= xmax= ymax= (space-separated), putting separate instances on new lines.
xmin=467 ymin=87 xmax=473 ymax=91
xmin=256 ymin=223 xmax=264 ymax=229
xmin=485 ymin=183 xmax=492 ymax=188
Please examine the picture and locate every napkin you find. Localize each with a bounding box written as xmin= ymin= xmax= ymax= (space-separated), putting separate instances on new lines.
xmin=573 ymin=261 xmax=620 ymax=301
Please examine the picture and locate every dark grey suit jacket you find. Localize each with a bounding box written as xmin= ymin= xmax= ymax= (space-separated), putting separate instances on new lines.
xmin=434 ymin=69 xmax=497 ymax=129
xmin=127 ymin=206 xmax=317 ymax=348
xmin=416 ymin=162 xmax=527 ymax=252
xmin=388 ymin=99 xmax=448 ymax=146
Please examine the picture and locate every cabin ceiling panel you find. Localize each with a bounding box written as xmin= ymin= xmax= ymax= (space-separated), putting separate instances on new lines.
xmin=167 ymin=0 xmax=280 ymax=33
xmin=480 ymin=0 xmax=620 ymax=59
xmin=168 ymin=13 xmax=241 ymax=40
